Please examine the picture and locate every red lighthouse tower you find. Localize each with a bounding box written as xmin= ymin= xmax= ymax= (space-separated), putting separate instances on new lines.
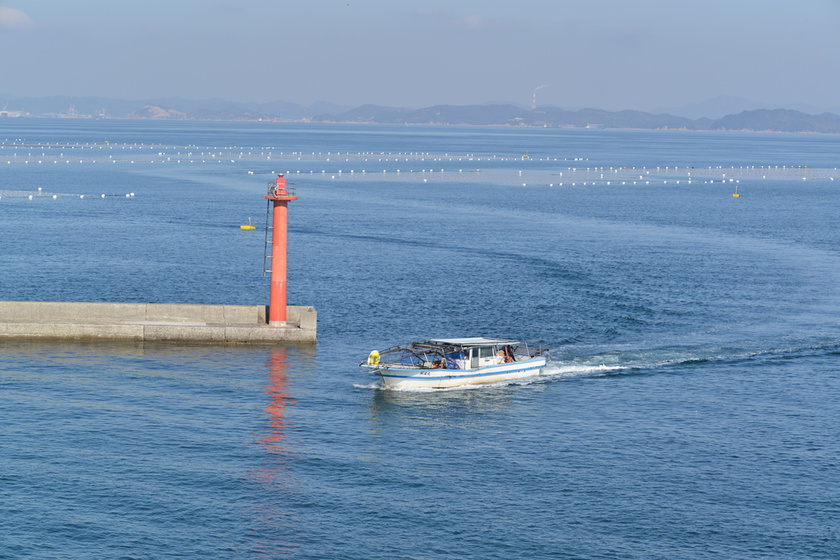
xmin=265 ymin=174 xmax=297 ymax=326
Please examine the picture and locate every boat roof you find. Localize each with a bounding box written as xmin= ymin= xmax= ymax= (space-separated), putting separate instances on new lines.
xmin=426 ymin=337 xmax=520 ymax=346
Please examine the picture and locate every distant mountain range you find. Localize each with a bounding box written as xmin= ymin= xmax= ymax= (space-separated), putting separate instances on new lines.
xmin=313 ymin=104 xmax=840 ymax=133
xmin=3 ymin=95 xmax=840 ymax=133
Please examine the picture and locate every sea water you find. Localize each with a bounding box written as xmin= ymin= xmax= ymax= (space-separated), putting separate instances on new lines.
xmin=1 ymin=120 xmax=839 ymax=559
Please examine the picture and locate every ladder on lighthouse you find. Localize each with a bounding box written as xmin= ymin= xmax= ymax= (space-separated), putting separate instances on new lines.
xmin=263 ymin=196 xmax=274 ymax=276
xmin=262 ymin=180 xmax=296 ymax=276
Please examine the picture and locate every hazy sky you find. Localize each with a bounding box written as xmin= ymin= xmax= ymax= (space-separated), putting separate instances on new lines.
xmin=2 ymin=0 xmax=839 ymax=111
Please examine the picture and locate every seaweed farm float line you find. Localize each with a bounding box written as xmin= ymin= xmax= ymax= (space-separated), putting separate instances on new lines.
xmin=2 ymin=141 xmax=835 ymax=187
xmin=0 ymin=187 xmax=135 ymax=200
xmin=1 ymin=140 xmax=589 ymax=163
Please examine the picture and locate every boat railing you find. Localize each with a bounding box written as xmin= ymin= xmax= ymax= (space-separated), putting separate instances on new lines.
xmin=514 ymin=344 xmax=549 ymax=359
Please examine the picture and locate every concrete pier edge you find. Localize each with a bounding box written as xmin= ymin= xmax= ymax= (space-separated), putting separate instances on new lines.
xmin=0 ymin=301 xmax=317 ymax=344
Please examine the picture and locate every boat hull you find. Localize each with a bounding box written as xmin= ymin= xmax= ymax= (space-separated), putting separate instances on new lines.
xmin=366 ymin=358 xmax=546 ymax=389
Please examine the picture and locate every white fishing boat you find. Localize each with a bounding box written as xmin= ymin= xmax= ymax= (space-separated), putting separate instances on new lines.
xmin=361 ymin=337 xmax=549 ymax=389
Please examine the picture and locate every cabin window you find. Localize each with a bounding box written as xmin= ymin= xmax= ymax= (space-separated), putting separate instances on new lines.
xmin=469 ymin=346 xmax=497 ymax=368
xmin=478 ymin=347 xmax=495 ymax=359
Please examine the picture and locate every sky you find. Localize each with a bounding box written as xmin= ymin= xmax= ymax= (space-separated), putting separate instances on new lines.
xmin=1 ymin=0 xmax=840 ymax=112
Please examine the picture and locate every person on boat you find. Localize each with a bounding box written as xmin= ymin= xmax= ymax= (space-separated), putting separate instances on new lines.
xmin=498 ymin=346 xmax=515 ymax=363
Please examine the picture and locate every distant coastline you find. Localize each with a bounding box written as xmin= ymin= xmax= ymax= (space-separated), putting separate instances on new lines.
xmin=2 ymin=96 xmax=840 ymax=134
xmin=310 ymin=105 xmax=840 ymax=134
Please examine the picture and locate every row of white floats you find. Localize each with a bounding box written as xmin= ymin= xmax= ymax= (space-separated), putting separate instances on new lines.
xmin=0 ymin=189 xmax=135 ymax=200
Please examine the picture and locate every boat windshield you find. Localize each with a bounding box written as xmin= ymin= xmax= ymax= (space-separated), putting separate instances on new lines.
xmin=391 ymin=346 xmax=446 ymax=368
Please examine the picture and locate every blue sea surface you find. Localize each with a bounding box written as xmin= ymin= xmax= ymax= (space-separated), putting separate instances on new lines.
xmin=1 ymin=120 xmax=839 ymax=559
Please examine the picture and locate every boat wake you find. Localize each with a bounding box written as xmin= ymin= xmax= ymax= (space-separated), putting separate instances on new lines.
xmin=541 ymin=335 xmax=840 ymax=381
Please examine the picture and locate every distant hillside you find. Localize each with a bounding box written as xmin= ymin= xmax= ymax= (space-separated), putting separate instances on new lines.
xmin=313 ymin=104 xmax=840 ymax=133
xmin=712 ymin=109 xmax=840 ymax=133
xmin=655 ymin=96 xmax=834 ymax=120
xmin=2 ymin=95 xmax=840 ymax=133
xmin=0 ymin=95 xmax=350 ymax=121
xmin=126 ymin=105 xmax=187 ymax=119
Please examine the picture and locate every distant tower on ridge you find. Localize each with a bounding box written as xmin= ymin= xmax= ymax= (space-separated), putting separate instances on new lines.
xmin=531 ymin=85 xmax=546 ymax=110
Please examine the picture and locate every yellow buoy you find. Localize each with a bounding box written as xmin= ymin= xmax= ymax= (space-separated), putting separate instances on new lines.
xmin=240 ymin=217 xmax=256 ymax=230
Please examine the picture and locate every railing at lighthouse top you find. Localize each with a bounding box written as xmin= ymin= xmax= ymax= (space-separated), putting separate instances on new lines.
xmin=266 ymin=181 xmax=296 ymax=198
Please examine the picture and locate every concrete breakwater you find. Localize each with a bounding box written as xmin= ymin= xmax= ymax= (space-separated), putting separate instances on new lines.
xmin=0 ymin=301 xmax=317 ymax=344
